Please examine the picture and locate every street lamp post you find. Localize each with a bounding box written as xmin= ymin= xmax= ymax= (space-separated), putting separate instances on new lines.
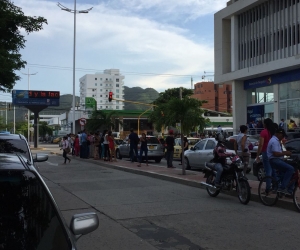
xmin=57 ymin=1 xmax=92 ymax=134
xmin=22 ymin=69 xmax=38 ymax=143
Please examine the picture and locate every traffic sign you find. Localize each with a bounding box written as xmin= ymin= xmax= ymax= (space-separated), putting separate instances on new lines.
xmin=79 ymin=118 xmax=87 ymax=126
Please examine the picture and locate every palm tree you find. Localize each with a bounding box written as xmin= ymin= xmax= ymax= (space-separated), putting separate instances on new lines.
xmin=86 ymin=110 xmax=123 ymax=132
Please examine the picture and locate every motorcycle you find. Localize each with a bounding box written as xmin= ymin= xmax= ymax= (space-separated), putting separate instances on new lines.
xmin=200 ymin=155 xmax=251 ymax=205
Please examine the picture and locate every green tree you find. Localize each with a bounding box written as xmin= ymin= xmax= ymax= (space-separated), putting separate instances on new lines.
xmin=86 ymin=110 xmax=123 ymax=132
xmin=0 ymin=0 xmax=47 ymax=91
xmin=39 ymin=121 xmax=52 ymax=137
xmin=149 ymin=88 xmax=199 ymax=132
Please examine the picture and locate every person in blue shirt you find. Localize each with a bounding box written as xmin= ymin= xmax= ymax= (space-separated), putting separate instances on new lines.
xmin=267 ymin=128 xmax=294 ymax=195
xmin=80 ymin=130 xmax=88 ymax=159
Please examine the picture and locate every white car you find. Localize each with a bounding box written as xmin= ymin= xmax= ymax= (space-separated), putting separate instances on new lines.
xmin=183 ymin=138 xmax=237 ymax=171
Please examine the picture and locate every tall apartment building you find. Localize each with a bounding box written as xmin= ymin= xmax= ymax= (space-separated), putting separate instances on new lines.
xmin=215 ymin=0 xmax=300 ymax=133
xmin=192 ymin=81 xmax=232 ymax=113
xmin=79 ymin=69 xmax=125 ymax=110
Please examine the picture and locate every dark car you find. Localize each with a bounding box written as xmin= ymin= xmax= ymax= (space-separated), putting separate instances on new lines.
xmin=253 ymin=138 xmax=300 ymax=181
xmin=286 ymin=132 xmax=300 ymax=141
xmin=0 ymin=153 xmax=99 ymax=250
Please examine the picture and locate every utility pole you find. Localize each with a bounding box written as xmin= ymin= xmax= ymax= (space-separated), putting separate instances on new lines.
xmin=191 ymin=77 xmax=193 ymax=90
xmin=22 ymin=69 xmax=38 ymax=143
xmin=5 ymin=102 xmax=7 ymax=131
xmin=13 ymin=105 xmax=15 ymax=134
xmin=180 ymin=87 xmax=186 ymax=175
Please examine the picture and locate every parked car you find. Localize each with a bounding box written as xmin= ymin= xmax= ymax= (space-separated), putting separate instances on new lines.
xmin=0 ymin=153 xmax=99 ymax=249
xmin=253 ymin=138 xmax=300 ymax=181
xmin=0 ymin=133 xmax=48 ymax=171
xmin=116 ymin=136 xmax=164 ymax=163
xmin=172 ymin=137 xmax=200 ymax=159
xmin=226 ymin=135 xmax=259 ymax=158
xmin=286 ymin=132 xmax=300 ymax=141
xmin=53 ymin=137 xmax=62 ymax=144
xmin=183 ymin=138 xmax=251 ymax=173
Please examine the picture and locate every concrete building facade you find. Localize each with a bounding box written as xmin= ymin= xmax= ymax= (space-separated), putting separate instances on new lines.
xmin=215 ymin=0 xmax=300 ymax=133
xmin=79 ymin=69 xmax=125 ymax=111
xmin=192 ymin=81 xmax=232 ymax=113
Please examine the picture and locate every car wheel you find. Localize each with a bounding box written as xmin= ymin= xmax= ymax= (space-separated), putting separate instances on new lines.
xmin=184 ymin=157 xmax=191 ymax=170
xmin=116 ymin=150 xmax=122 ymax=159
xmin=257 ymin=167 xmax=265 ymax=181
xmin=155 ymin=158 xmax=161 ymax=163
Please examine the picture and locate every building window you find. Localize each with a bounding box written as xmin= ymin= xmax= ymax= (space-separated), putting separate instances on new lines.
xmin=100 ymin=106 xmax=102 ymax=109
xmin=116 ymin=106 xmax=119 ymax=109
xmin=116 ymin=79 xmax=119 ymax=82
xmin=106 ymin=106 xmax=108 ymax=108
xmin=100 ymin=78 xmax=102 ymax=80
xmin=106 ymin=95 xmax=108 ymax=97
xmin=95 ymin=78 xmax=97 ymax=80
xmin=95 ymin=83 xmax=97 ymax=86
xmin=100 ymin=84 xmax=102 ymax=86
xmin=106 ymin=89 xmax=108 ymax=92
xmin=116 ymin=89 xmax=119 ymax=93
xmin=116 ymin=84 xmax=119 ymax=87
xmin=117 ymin=101 xmax=119 ymax=104
xmin=116 ymin=95 xmax=119 ymax=98
xmin=106 ymin=78 xmax=108 ymax=81
xmin=106 ymin=84 xmax=108 ymax=86
xmin=100 ymin=100 xmax=102 ymax=103
xmin=100 ymin=95 xmax=102 ymax=97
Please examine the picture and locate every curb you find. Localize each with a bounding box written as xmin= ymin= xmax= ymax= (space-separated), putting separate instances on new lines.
xmin=50 ymin=152 xmax=297 ymax=212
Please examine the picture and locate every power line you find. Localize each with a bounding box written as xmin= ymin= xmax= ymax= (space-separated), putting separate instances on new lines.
xmin=27 ymin=63 xmax=208 ymax=78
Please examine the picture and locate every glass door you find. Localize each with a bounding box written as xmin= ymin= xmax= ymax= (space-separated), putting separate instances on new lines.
xmin=280 ymin=101 xmax=287 ymax=130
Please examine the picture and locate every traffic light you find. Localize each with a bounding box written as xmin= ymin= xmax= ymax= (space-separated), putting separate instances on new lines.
xmin=108 ymin=92 xmax=113 ymax=102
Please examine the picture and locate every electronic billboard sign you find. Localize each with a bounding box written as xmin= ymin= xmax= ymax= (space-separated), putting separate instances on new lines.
xmin=12 ymin=90 xmax=60 ymax=106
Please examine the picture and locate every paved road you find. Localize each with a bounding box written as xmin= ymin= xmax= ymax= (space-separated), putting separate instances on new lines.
xmin=37 ymin=152 xmax=300 ymax=250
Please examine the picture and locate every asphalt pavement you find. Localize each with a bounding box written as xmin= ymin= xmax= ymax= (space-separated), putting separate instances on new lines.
xmin=34 ymin=146 xmax=300 ymax=250
xmin=32 ymin=144 xmax=296 ymax=212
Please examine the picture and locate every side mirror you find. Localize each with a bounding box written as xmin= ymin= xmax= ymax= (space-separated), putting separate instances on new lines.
xmin=33 ymin=154 xmax=48 ymax=162
xmin=70 ymin=212 xmax=99 ymax=240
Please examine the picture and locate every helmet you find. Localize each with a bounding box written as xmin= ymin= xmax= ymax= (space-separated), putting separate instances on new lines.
xmin=215 ymin=132 xmax=225 ymax=142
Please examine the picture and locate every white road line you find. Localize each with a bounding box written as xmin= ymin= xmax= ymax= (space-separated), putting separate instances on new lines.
xmin=45 ymin=161 xmax=59 ymax=166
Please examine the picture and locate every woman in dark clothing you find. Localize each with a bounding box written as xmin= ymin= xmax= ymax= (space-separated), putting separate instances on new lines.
xmin=137 ymin=133 xmax=148 ymax=167
xmin=179 ymin=137 xmax=189 ymax=165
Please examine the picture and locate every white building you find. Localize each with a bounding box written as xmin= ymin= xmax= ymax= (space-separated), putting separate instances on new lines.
xmin=79 ymin=69 xmax=125 ymax=111
xmin=215 ymin=0 xmax=300 ymax=133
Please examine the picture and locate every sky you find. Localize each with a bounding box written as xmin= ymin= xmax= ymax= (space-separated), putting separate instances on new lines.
xmin=2 ymin=0 xmax=229 ymax=102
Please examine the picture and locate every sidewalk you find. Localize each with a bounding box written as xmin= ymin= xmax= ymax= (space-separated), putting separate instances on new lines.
xmin=37 ymin=147 xmax=296 ymax=212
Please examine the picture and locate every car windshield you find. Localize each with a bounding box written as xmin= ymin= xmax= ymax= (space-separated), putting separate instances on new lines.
xmin=0 ymin=170 xmax=71 ymax=250
xmin=0 ymin=138 xmax=30 ymax=161
xmin=146 ymin=137 xmax=159 ymax=144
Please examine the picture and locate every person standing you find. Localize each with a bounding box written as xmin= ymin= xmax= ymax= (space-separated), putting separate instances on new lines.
xmin=93 ymin=132 xmax=100 ymax=159
xmin=74 ymin=134 xmax=80 ymax=156
xmin=137 ymin=133 xmax=148 ymax=167
xmin=103 ymin=130 xmax=110 ymax=161
xmin=78 ymin=132 xmax=82 ymax=157
xmin=279 ymin=119 xmax=285 ymax=129
xmin=108 ymin=131 xmax=116 ymax=162
xmin=80 ymin=130 xmax=88 ymax=159
xmin=256 ymin=118 xmax=276 ymax=191
xmin=128 ymin=128 xmax=139 ymax=162
xmin=179 ymin=137 xmax=188 ymax=165
xmin=62 ymin=136 xmax=71 ymax=164
xmin=235 ymin=125 xmax=250 ymax=175
xmin=165 ymin=130 xmax=175 ymax=168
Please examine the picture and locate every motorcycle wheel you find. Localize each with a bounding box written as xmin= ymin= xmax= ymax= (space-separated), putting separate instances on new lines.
xmin=237 ymin=179 xmax=251 ymax=205
xmin=258 ymin=176 xmax=278 ymax=206
xmin=293 ymin=185 xmax=300 ymax=212
xmin=206 ymin=174 xmax=220 ymax=197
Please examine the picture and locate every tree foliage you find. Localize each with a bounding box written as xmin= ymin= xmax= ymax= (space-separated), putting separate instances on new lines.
xmin=39 ymin=121 xmax=52 ymax=137
xmin=86 ymin=110 xmax=123 ymax=132
xmin=149 ymin=88 xmax=207 ymax=133
xmin=0 ymin=0 xmax=47 ymax=91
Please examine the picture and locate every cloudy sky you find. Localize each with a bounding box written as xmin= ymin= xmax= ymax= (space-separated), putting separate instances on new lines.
xmin=3 ymin=0 xmax=228 ymax=102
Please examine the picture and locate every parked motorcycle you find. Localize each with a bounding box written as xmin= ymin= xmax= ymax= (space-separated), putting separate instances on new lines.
xmin=201 ymin=155 xmax=251 ymax=205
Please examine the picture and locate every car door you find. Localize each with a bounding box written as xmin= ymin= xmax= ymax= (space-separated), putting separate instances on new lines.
xmin=200 ymin=139 xmax=216 ymax=167
xmin=188 ymin=139 xmax=206 ymax=167
xmin=285 ymin=139 xmax=300 ymax=159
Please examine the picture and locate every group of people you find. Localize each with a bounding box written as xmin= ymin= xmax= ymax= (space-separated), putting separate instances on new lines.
xmin=61 ymin=129 xmax=118 ymax=164
xmin=212 ymin=118 xmax=295 ymax=195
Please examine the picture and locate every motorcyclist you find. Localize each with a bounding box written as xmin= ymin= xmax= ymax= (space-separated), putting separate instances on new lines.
xmin=213 ymin=132 xmax=234 ymax=188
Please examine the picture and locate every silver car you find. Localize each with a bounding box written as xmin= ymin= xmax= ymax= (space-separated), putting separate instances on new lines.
xmin=183 ymin=138 xmax=236 ymax=170
xmin=116 ymin=136 xmax=164 ymax=163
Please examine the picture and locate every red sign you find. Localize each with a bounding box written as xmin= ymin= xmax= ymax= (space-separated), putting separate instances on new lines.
xmin=28 ymin=91 xmax=60 ymax=99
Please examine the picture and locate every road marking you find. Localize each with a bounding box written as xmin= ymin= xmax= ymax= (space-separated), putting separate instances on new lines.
xmin=45 ymin=161 xmax=59 ymax=166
